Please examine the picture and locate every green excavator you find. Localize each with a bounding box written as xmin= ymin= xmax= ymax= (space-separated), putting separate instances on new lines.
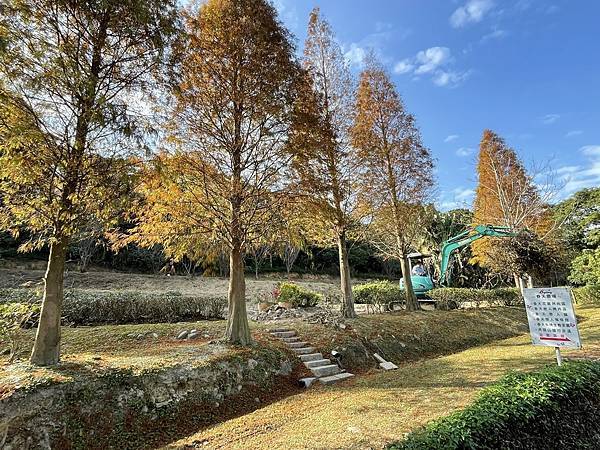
xmin=400 ymin=224 xmax=517 ymax=300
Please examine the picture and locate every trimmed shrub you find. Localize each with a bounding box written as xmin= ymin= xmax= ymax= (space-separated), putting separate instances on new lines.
xmin=0 ymin=302 xmax=40 ymax=361
xmin=428 ymin=287 xmax=521 ymax=310
xmin=573 ymin=285 xmax=600 ymax=305
xmin=276 ymin=282 xmax=321 ymax=307
xmin=389 ymin=361 xmax=600 ymax=450
xmin=353 ymin=281 xmax=403 ymax=312
xmin=0 ymin=288 xmax=226 ymax=325
xmin=0 ymin=288 xmax=41 ymax=304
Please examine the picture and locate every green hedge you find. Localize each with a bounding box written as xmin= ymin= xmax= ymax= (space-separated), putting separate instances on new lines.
xmin=428 ymin=287 xmax=522 ymax=310
xmin=0 ymin=288 xmax=226 ymax=325
xmin=352 ymin=281 xmax=403 ymax=307
xmin=573 ymin=285 xmax=600 ymax=305
xmin=276 ymin=282 xmax=321 ymax=307
xmin=389 ymin=361 xmax=600 ymax=450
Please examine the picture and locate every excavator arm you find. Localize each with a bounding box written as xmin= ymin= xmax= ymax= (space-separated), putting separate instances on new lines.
xmin=439 ymin=225 xmax=517 ymax=286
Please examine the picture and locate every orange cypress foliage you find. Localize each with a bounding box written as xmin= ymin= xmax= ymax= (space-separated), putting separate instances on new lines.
xmin=472 ymin=130 xmax=554 ymax=270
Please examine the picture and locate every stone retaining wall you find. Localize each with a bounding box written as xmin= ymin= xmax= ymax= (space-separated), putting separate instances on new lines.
xmin=0 ymin=348 xmax=293 ymax=449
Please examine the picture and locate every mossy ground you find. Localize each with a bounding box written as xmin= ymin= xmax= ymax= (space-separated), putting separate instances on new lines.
xmin=165 ymin=306 xmax=600 ymax=450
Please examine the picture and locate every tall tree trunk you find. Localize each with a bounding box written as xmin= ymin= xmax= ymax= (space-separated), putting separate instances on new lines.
xmin=337 ymin=233 xmax=356 ymax=318
xmin=30 ymin=237 xmax=68 ymax=366
xmin=225 ymin=245 xmax=251 ymax=345
xmin=401 ymin=253 xmax=418 ymax=311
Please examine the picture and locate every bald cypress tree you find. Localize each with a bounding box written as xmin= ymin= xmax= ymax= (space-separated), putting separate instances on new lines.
xmin=351 ymin=56 xmax=434 ymax=310
xmin=135 ymin=0 xmax=301 ymax=345
xmin=0 ymin=0 xmax=179 ymax=365
xmin=472 ymin=130 xmax=555 ymax=282
xmin=289 ymin=8 xmax=358 ymax=318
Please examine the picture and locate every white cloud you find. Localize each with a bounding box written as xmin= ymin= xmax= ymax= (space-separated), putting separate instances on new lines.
xmin=439 ymin=187 xmax=476 ymax=211
xmin=481 ymin=28 xmax=508 ymax=43
xmin=445 ymin=134 xmax=460 ymax=143
xmin=565 ymin=130 xmax=583 ymax=138
xmin=393 ymin=47 xmax=469 ymax=88
xmin=393 ymin=59 xmax=414 ymax=74
xmin=557 ymin=145 xmax=600 ymax=197
xmin=345 ymin=23 xmax=411 ymax=70
xmin=581 ymin=145 xmax=600 ymax=156
xmin=556 ymin=165 xmax=580 ymax=175
xmin=433 ymin=70 xmax=471 ymax=87
xmin=450 ymin=0 xmax=495 ymax=28
xmin=454 ymin=187 xmax=476 ymax=200
xmin=541 ymin=114 xmax=560 ymax=124
xmin=414 ymin=47 xmax=451 ymax=74
xmin=456 ymin=147 xmax=476 ymax=157
xmin=344 ymin=43 xmax=367 ymax=68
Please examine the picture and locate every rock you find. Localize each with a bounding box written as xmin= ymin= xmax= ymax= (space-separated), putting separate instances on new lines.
xmin=339 ymin=323 xmax=347 ymax=329
xmin=247 ymin=359 xmax=258 ymax=370
xmin=373 ymin=353 xmax=386 ymax=364
xmin=151 ymin=333 xmax=159 ymax=338
xmin=188 ymin=332 xmax=200 ymax=340
xmin=299 ymin=377 xmax=316 ymax=388
xmin=379 ymin=361 xmax=398 ymax=370
xmin=277 ymin=360 xmax=293 ymax=376
xmin=254 ymin=397 xmax=260 ymax=403
xmin=176 ymin=330 xmax=189 ymax=340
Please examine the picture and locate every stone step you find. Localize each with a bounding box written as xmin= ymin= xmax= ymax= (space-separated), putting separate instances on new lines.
xmin=282 ymin=337 xmax=301 ymax=343
xmin=311 ymin=364 xmax=341 ymax=378
xmin=287 ymin=341 xmax=309 ymax=349
xmin=271 ymin=331 xmax=296 ymax=338
xmin=304 ymin=359 xmax=331 ymax=369
xmin=269 ymin=328 xmax=290 ymax=333
xmin=299 ymin=353 xmax=323 ymax=362
xmin=319 ymin=372 xmax=355 ymax=385
xmin=292 ymin=347 xmax=316 ymax=355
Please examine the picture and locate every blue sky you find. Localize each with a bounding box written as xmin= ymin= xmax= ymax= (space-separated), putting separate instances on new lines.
xmin=272 ymin=0 xmax=600 ymax=210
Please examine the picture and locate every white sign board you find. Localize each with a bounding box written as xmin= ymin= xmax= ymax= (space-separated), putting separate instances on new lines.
xmin=523 ymin=287 xmax=581 ymax=349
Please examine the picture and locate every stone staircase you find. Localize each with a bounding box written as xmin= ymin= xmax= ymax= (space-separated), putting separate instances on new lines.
xmin=270 ymin=328 xmax=354 ymax=385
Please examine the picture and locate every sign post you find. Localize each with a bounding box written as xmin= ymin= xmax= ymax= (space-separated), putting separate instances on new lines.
xmin=523 ymin=287 xmax=581 ymax=365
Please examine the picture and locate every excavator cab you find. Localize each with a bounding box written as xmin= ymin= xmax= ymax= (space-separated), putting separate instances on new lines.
xmin=399 ymin=252 xmax=435 ymax=298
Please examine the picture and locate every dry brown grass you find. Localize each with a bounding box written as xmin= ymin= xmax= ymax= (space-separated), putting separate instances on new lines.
xmin=0 ymin=267 xmax=340 ymax=299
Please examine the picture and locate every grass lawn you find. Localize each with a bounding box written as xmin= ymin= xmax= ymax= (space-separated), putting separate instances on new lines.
xmin=165 ymin=306 xmax=600 ymax=450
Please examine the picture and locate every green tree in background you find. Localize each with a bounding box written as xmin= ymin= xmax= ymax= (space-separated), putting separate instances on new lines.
xmin=554 ymin=188 xmax=600 ymax=285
